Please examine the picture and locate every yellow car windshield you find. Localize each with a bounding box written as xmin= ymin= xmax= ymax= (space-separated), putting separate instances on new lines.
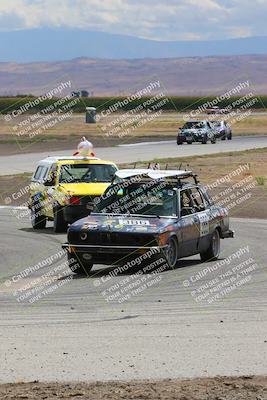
xmin=59 ymin=164 xmax=116 ymax=184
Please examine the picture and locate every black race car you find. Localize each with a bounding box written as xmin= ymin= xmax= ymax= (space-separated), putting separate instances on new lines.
xmin=177 ymin=120 xmax=216 ymax=145
xmin=63 ymin=169 xmax=234 ymax=275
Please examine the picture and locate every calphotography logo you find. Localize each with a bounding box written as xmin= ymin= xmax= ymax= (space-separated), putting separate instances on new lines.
xmin=5 ymin=81 xmax=72 ymax=121
xmin=97 ymin=79 xmax=170 ymax=141
xmin=3 ymin=79 xmax=82 ymax=150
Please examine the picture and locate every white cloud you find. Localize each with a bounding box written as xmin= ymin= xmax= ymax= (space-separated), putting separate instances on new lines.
xmin=0 ymin=0 xmax=266 ymax=40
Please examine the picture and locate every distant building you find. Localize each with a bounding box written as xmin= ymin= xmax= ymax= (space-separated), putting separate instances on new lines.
xmin=71 ymin=90 xmax=89 ymax=98
xmin=80 ymin=90 xmax=89 ymax=97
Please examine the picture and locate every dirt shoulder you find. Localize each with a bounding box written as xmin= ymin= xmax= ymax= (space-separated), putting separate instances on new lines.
xmin=1 ymin=147 xmax=266 ymax=219
xmin=122 ymin=147 xmax=267 ymax=219
xmin=1 ymin=375 xmax=267 ymax=400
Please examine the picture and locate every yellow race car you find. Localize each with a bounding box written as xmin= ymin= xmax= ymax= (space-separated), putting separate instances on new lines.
xmin=29 ymin=156 xmax=117 ymax=232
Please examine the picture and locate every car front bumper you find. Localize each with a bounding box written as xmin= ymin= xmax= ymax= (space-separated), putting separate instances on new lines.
xmin=177 ymin=134 xmax=204 ymax=143
xmin=62 ymin=243 xmax=168 ymax=265
xmin=62 ymin=243 xmax=167 ymax=254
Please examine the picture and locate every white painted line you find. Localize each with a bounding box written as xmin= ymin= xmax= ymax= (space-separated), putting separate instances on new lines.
xmin=118 ymin=140 xmax=176 ymax=147
xmin=117 ymin=135 xmax=264 ymax=147
xmin=0 ymin=206 xmax=28 ymax=210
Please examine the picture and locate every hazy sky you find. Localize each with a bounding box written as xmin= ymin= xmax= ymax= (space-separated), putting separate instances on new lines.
xmin=0 ymin=0 xmax=264 ymax=40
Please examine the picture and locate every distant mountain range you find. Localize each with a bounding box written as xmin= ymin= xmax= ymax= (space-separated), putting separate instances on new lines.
xmin=1 ymin=55 xmax=267 ymax=96
xmin=0 ymin=29 xmax=267 ymax=62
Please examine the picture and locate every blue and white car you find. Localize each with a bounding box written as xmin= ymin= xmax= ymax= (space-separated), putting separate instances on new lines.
xmin=177 ymin=120 xmax=217 ymax=145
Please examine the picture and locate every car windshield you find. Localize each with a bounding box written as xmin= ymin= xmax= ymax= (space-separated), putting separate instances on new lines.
xmin=95 ymin=181 xmax=177 ymax=217
xmin=59 ymin=164 xmax=117 ymax=183
xmin=183 ymin=121 xmax=205 ymax=129
xmin=211 ymin=121 xmax=221 ymax=127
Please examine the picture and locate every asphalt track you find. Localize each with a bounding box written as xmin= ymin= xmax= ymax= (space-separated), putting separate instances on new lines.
xmin=0 ymin=208 xmax=267 ymax=383
xmin=1 ymin=135 xmax=267 ymax=175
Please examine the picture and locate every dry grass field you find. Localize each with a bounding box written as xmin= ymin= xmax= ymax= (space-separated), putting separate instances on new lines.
xmin=0 ymin=111 xmax=266 ymax=155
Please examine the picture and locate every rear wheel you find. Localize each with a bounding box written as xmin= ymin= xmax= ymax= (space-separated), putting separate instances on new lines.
xmin=68 ymin=252 xmax=93 ymax=275
xmin=187 ymin=140 xmax=193 ymax=145
xmin=200 ymin=229 xmax=220 ymax=262
xmin=227 ymin=132 xmax=232 ymax=140
xmin=31 ymin=200 xmax=46 ymax=229
xmin=53 ymin=206 xmax=68 ymax=233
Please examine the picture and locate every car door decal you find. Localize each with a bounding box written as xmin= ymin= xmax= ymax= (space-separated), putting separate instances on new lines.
xmin=198 ymin=212 xmax=210 ymax=237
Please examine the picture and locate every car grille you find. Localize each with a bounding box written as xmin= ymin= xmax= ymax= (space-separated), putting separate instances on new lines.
xmin=68 ymin=231 xmax=157 ymax=247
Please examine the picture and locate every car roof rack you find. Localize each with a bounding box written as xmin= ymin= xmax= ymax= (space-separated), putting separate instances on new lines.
xmin=115 ymin=169 xmax=199 ymax=184
xmin=39 ymin=156 xmax=100 ymax=163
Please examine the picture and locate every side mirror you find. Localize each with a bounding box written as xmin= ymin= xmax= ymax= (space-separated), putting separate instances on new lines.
xmin=181 ymin=207 xmax=195 ymax=217
xmin=44 ymin=178 xmax=55 ymax=186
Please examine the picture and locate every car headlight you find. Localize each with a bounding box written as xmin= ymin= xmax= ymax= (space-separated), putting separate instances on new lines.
xmin=158 ymin=232 xmax=170 ymax=246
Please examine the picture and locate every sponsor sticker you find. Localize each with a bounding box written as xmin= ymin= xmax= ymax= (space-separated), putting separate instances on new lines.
xmin=198 ymin=212 xmax=210 ymax=237
xmin=82 ymin=222 xmax=98 ymax=230
xmin=119 ymin=219 xmax=150 ymax=226
xmin=135 ymin=226 xmax=149 ymax=231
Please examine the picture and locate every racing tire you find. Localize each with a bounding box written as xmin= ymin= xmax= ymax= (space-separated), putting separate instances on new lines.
xmin=200 ymin=229 xmax=220 ymax=262
xmin=227 ymin=132 xmax=232 ymax=140
xmin=31 ymin=200 xmax=46 ymax=229
xmin=68 ymin=253 xmax=93 ymax=275
xmin=177 ymin=137 xmax=183 ymax=145
xmin=201 ymin=135 xmax=207 ymax=144
xmin=53 ymin=206 xmax=68 ymax=233
xmin=211 ymin=136 xmax=217 ymax=144
xmin=187 ymin=141 xmax=193 ymax=145
xmin=221 ymin=130 xmax=226 ymax=140
xmin=164 ymin=236 xmax=179 ymax=269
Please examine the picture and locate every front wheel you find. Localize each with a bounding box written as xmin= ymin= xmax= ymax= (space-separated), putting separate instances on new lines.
xmin=201 ymin=134 xmax=207 ymax=144
xmin=53 ymin=206 xmax=68 ymax=233
xmin=200 ymin=229 xmax=220 ymax=262
xmin=164 ymin=237 xmax=178 ymax=268
xmin=220 ymin=130 xmax=226 ymax=140
xmin=68 ymin=253 xmax=93 ymax=275
xmin=227 ymin=132 xmax=232 ymax=140
xmin=211 ymin=136 xmax=216 ymax=144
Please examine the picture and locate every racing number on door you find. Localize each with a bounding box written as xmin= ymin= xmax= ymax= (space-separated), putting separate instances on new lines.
xmin=198 ymin=212 xmax=210 ymax=237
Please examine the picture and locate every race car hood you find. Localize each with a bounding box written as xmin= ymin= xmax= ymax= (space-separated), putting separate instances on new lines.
xmin=181 ymin=128 xmax=204 ymax=134
xmin=57 ymin=182 xmax=110 ymax=196
xmin=70 ymin=213 xmax=176 ymax=234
